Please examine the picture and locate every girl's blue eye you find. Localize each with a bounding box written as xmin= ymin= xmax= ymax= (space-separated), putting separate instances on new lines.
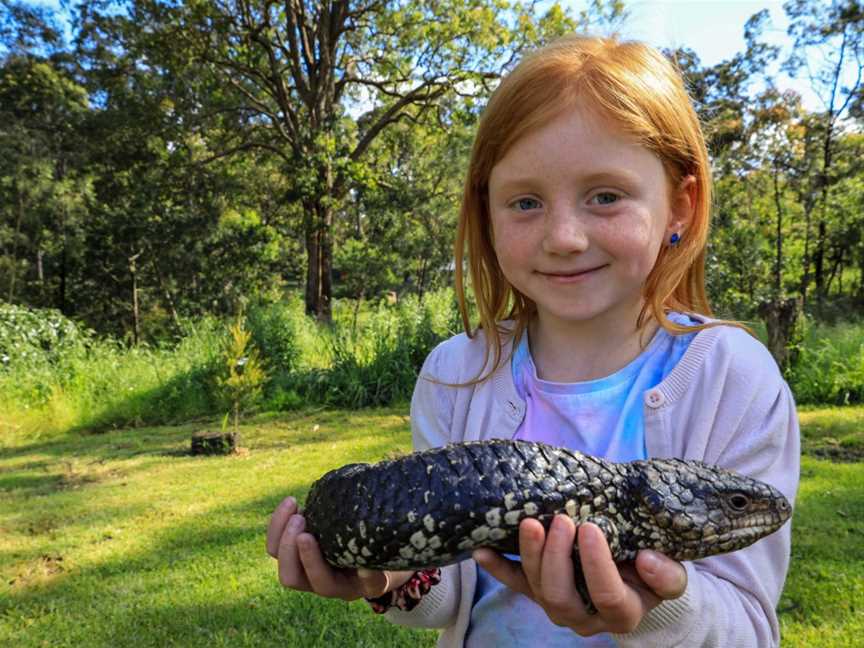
xmin=513 ymin=197 xmax=541 ymax=211
xmin=593 ymin=192 xmax=619 ymax=205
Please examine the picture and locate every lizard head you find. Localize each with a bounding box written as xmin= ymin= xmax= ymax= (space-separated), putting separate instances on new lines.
xmin=626 ymin=458 xmax=792 ymax=561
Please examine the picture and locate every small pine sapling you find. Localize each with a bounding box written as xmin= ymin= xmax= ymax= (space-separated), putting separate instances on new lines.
xmin=219 ymin=317 xmax=266 ymax=431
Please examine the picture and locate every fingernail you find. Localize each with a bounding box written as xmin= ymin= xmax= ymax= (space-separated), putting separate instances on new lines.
xmin=288 ymin=516 xmax=303 ymax=532
xmin=641 ymin=550 xmax=660 ymax=574
xmin=283 ymin=496 xmax=295 ymax=508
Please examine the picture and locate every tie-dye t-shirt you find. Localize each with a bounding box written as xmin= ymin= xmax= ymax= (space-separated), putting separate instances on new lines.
xmin=464 ymin=313 xmax=699 ymax=647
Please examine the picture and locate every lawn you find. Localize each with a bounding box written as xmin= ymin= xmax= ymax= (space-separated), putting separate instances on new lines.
xmin=1 ymin=405 xmax=862 ymax=647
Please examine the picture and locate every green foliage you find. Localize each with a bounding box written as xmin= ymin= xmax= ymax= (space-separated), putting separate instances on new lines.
xmin=0 ymin=316 xmax=224 ymax=440
xmin=786 ymin=319 xmax=864 ymax=405
xmin=0 ymin=302 xmax=89 ymax=368
xmin=245 ymin=299 xmax=303 ymax=376
xmin=2 ymin=291 xmax=863 ymax=439
xmin=275 ymin=290 xmax=457 ymax=410
xmin=218 ymin=317 xmax=266 ymax=430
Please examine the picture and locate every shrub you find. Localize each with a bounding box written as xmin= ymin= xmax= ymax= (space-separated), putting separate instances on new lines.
xmin=245 ymin=300 xmax=302 ymax=375
xmin=0 ymin=303 xmax=91 ymax=369
xmin=786 ymin=319 xmax=864 ymax=405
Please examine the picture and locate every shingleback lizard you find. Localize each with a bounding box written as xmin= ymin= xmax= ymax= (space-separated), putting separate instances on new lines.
xmin=303 ymin=438 xmax=792 ymax=610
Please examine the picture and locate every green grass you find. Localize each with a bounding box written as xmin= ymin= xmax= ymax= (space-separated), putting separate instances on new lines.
xmin=798 ymin=405 xmax=864 ymax=460
xmin=0 ymin=408 xmax=436 ymax=647
xmin=1 ymin=406 xmax=862 ymax=646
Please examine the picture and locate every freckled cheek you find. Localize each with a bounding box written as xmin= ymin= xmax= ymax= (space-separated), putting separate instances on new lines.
xmin=598 ymin=222 xmax=658 ymax=276
xmin=491 ymin=224 xmax=538 ymax=272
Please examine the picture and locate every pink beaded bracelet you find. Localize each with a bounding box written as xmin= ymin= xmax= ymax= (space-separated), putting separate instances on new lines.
xmin=365 ymin=568 xmax=442 ymax=613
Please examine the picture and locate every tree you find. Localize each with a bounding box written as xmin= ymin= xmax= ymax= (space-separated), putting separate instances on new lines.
xmin=74 ymin=0 xmax=591 ymax=322
xmin=0 ymin=53 xmax=92 ymax=310
xmin=783 ymin=0 xmax=864 ymax=309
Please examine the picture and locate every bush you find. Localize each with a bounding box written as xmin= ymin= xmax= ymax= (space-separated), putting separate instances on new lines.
xmin=0 ymin=303 xmax=91 ymax=369
xmin=0 ymin=315 xmax=225 ymax=438
xmin=786 ymin=319 xmax=864 ymax=405
xmin=245 ymin=300 xmax=302 ymax=376
xmin=285 ymin=290 xmax=457 ymax=409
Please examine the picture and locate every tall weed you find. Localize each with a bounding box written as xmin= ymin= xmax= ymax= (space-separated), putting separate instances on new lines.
xmin=786 ymin=319 xmax=864 ymax=405
xmin=276 ymin=290 xmax=458 ymax=409
xmin=17 ymin=289 xmax=863 ymax=435
xmin=0 ymin=316 xmax=225 ymax=441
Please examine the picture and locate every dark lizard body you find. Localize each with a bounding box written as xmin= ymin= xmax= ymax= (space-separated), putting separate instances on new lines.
xmin=304 ymin=439 xmax=791 ymax=610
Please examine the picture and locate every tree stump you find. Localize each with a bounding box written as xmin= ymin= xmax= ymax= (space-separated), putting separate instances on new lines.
xmin=191 ymin=431 xmax=239 ymax=455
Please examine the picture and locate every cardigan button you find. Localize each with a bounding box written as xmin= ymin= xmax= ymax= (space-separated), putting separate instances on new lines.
xmin=645 ymin=389 xmax=666 ymax=408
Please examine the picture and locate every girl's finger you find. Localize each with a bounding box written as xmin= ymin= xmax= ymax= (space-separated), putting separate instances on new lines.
xmin=517 ymin=518 xmax=547 ymax=597
xmin=635 ymin=550 xmax=687 ymax=600
xmin=297 ymin=532 xmax=355 ymax=600
xmin=538 ymin=515 xmax=579 ymax=609
xmin=578 ymin=523 xmax=643 ymax=632
xmin=267 ymin=497 xmax=298 ymax=558
xmin=472 ymin=549 xmax=532 ymax=597
xmin=356 ymin=568 xmax=391 ymax=599
xmin=277 ymin=514 xmax=312 ymax=591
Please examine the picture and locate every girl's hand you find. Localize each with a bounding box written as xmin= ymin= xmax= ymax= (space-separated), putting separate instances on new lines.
xmin=266 ymin=496 xmax=413 ymax=601
xmin=473 ymin=515 xmax=687 ymax=636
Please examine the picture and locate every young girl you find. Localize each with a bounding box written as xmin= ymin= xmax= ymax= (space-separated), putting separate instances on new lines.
xmin=266 ymin=34 xmax=800 ymax=647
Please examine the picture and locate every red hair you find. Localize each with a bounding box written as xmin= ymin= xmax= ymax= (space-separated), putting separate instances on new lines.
xmin=454 ymin=34 xmax=734 ymax=377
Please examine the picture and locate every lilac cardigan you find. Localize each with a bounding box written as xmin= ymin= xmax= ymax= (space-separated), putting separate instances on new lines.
xmin=383 ymin=319 xmax=800 ymax=647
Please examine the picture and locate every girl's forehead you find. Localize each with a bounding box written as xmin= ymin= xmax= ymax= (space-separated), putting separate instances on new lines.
xmin=496 ymin=103 xmax=644 ymax=160
xmin=489 ymin=109 xmax=652 ymax=177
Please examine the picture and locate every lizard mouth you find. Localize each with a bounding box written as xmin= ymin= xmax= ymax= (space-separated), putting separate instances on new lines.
xmin=696 ymin=520 xmax=785 ymax=555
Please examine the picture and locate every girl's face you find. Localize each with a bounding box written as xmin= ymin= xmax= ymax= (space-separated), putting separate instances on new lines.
xmin=487 ymin=105 xmax=692 ymax=332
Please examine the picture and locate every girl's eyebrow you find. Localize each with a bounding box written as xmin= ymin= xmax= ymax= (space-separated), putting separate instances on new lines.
xmin=492 ymin=169 xmax=643 ymax=191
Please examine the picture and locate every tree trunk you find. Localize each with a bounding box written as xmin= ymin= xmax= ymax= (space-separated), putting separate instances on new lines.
xmin=191 ymin=431 xmax=238 ymax=455
xmin=58 ymin=212 xmax=67 ymax=314
xmin=129 ymin=251 xmax=142 ymax=345
xmin=7 ymin=189 xmax=24 ymax=303
xmin=303 ymin=164 xmax=336 ymax=323
xmin=305 ymin=208 xmax=320 ymax=317
xmin=771 ymin=166 xmax=784 ymax=298
xmin=825 ymin=248 xmax=843 ymax=296
xmin=814 ymin=218 xmax=826 ymax=310
xmin=859 ymin=252 xmax=864 ymax=302
xmin=758 ymin=297 xmax=801 ymax=371
xmin=319 ymin=203 xmax=333 ymax=323
xmin=799 ymin=198 xmax=814 ymax=309
xmin=150 ymin=256 xmax=182 ymax=336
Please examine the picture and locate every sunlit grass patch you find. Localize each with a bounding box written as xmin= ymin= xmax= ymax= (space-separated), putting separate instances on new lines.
xmin=778 ymin=455 xmax=864 ymax=646
xmin=798 ymin=404 xmax=864 ymax=460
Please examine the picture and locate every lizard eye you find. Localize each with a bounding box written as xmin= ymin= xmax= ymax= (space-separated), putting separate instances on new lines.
xmin=728 ymin=493 xmax=750 ymax=512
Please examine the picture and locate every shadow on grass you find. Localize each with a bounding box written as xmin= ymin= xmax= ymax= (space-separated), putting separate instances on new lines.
xmin=1 ymin=406 xmax=409 ymax=464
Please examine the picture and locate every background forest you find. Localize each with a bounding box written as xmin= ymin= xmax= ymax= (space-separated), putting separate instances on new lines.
xmin=1 ymin=0 xmax=863 ymax=433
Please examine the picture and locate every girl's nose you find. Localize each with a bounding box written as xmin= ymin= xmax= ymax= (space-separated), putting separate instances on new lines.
xmin=542 ymin=206 xmax=589 ymax=255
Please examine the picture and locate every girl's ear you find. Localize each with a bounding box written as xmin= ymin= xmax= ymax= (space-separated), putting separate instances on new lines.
xmin=668 ymin=175 xmax=697 ymax=237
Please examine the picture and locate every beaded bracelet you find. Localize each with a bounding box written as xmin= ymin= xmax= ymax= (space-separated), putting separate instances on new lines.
xmin=365 ymin=568 xmax=442 ymax=614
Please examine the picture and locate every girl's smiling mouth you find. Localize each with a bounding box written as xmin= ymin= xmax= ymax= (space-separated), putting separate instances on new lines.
xmin=537 ymin=265 xmax=609 ymax=282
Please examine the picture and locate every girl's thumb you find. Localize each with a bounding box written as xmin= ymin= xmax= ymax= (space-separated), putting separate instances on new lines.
xmin=356 ymin=568 xmax=390 ymax=598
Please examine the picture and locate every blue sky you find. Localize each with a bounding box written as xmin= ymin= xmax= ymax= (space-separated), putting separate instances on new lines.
xmin=610 ymin=0 xmax=787 ymax=66
xmin=572 ymin=0 xmax=823 ymax=109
